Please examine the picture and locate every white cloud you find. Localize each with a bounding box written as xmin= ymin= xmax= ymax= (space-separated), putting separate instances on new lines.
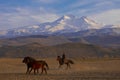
xmin=66 ymin=0 xmax=119 ymax=15
xmin=0 ymin=0 xmax=119 ymax=30
xmin=33 ymin=0 xmax=58 ymax=4
xmin=94 ymin=1 xmax=113 ymax=7
xmin=0 ymin=7 xmax=59 ymax=30
xmin=89 ymin=9 xmax=120 ymax=25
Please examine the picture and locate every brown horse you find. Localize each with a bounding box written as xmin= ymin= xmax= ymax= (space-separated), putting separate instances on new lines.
xmin=57 ymin=56 xmax=74 ymax=69
xmin=22 ymin=56 xmax=49 ymax=74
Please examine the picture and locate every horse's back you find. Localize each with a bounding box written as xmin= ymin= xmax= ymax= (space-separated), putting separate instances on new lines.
xmin=69 ymin=59 xmax=74 ymax=64
xmin=65 ymin=59 xmax=74 ymax=64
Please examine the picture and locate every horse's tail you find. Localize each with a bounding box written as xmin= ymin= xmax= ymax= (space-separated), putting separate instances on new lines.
xmin=69 ymin=60 xmax=74 ymax=64
xmin=44 ymin=61 xmax=49 ymax=70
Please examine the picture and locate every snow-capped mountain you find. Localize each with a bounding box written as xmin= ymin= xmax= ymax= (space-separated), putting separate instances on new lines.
xmin=103 ymin=25 xmax=120 ymax=28
xmin=2 ymin=15 xmax=101 ymax=36
xmin=0 ymin=15 xmax=120 ymax=38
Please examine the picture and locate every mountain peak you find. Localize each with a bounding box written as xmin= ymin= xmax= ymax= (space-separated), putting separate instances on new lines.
xmin=1 ymin=15 xmax=119 ymax=38
xmin=75 ymin=16 xmax=102 ymax=30
xmin=62 ymin=15 xmax=75 ymax=19
xmin=80 ymin=16 xmax=92 ymax=22
xmin=55 ymin=15 xmax=75 ymax=23
xmin=81 ymin=16 xmax=88 ymax=19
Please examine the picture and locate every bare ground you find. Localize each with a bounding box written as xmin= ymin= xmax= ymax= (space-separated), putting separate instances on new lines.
xmin=0 ymin=58 xmax=120 ymax=80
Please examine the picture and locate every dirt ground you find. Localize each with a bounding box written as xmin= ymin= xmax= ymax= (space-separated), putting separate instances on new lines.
xmin=0 ymin=58 xmax=120 ymax=80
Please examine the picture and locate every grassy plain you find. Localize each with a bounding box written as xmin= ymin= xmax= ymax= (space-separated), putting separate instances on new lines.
xmin=0 ymin=58 xmax=120 ymax=80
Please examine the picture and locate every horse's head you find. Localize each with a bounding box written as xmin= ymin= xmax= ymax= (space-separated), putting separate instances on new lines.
xmin=57 ymin=56 xmax=61 ymax=61
xmin=22 ymin=56 xmax=36 ymax=64
xmin=22 ymin=57 xmax=30 ymax=64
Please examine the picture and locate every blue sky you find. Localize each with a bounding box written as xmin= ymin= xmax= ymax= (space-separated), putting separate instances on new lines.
xmin=0 ymin=0 xmax=120 ymax=30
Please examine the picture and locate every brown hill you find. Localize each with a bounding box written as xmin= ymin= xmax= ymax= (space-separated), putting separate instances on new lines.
xmin=0 ymin=35 xmax=70 ymax=46
xmin=0 ymin=42 xmax=119 ymax=58
xmin=0 ymin=34 xmax=120 ymax=48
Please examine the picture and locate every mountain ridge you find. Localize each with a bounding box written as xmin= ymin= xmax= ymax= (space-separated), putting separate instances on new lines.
xmin=1 ymin=15 xmax=119 ymax=38
xmin=0 ymin=15 xmax=119 ymax=48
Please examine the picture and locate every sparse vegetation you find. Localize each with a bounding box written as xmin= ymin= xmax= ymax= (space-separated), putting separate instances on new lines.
xmin=0 ymin=42 xmax=119 ymax=58
xmin=0 ymin=36 xmax=120 ymax=80
xmin=0 ymin=58 xmax=120 ymax=80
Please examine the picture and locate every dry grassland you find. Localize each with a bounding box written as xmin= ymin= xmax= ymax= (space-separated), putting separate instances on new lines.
xmin=0 ymin=58 xmax=120 ymax=80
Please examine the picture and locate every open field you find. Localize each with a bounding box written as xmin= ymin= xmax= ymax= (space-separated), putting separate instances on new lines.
xmin=0 ymin=58 xmax=120 ymax=80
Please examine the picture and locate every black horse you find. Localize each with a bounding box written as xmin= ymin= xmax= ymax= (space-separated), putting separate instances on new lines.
xmin=57 ymin=56 xmax=74 ymax=69
xmin=22 ymin=56 xmax=49 ymax=74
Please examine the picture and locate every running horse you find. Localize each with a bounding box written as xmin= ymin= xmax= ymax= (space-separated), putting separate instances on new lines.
xmin=22 ymin=56 xmax=49 ymax=74
xmin=57 ymin=56 xmax=74 ymax=69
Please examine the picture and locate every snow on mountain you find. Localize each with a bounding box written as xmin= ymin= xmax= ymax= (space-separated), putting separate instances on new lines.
xmin=6 ymin=15 xmax=102 ymax=35
xmin=74 ymin=16 xmax=102 ymax=30
xmin=0 ymin=15 xmax=120 ymax=37
xmin=47 ymin=15 xmax=102 ymax=33
xmin=103 ymin=25 xmax=120 ymax=28
xmin=0 ymin=30 xmax=7 ymax=35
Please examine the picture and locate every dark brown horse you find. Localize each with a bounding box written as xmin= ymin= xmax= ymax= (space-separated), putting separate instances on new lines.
xmin=57 ymin=56 xmax=74 ymax=69
xmin=22 ymin=56 xmax=49 ymax=74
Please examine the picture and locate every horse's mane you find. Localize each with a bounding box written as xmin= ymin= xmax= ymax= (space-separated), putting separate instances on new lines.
xmin=26 ymin=56 xmax=36 ymax=62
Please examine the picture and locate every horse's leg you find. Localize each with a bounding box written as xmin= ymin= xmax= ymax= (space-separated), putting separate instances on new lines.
xmin=29 ymin=68 xmax=33 ymax=74
xmin=34 ymin=69 xmax=37 ymax=75
xmin=66 ymin=63 xmax=71 ymax=69
xmin=58 ymin=65 xmax=61 ymax=69
xmin=68 ymin=63 xmax=71 ymax=69
xmin=44 ymin=67 xmax=47 ymax=74
xmin=66 ymin=63 xmax=68 ymax=69
xmin=26 ymin=66 xmax=31 ymax=74
xmin=41 ymin=68 xmax=43 ymax=74
xmin=37 ymin=69 xmax=39 ymax=74
xmin=26 ymin=66 xmax=29 ymax=74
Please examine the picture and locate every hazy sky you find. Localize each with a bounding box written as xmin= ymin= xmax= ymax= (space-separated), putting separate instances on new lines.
xmin=0 ymin=0 xmax=120 ymax=30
